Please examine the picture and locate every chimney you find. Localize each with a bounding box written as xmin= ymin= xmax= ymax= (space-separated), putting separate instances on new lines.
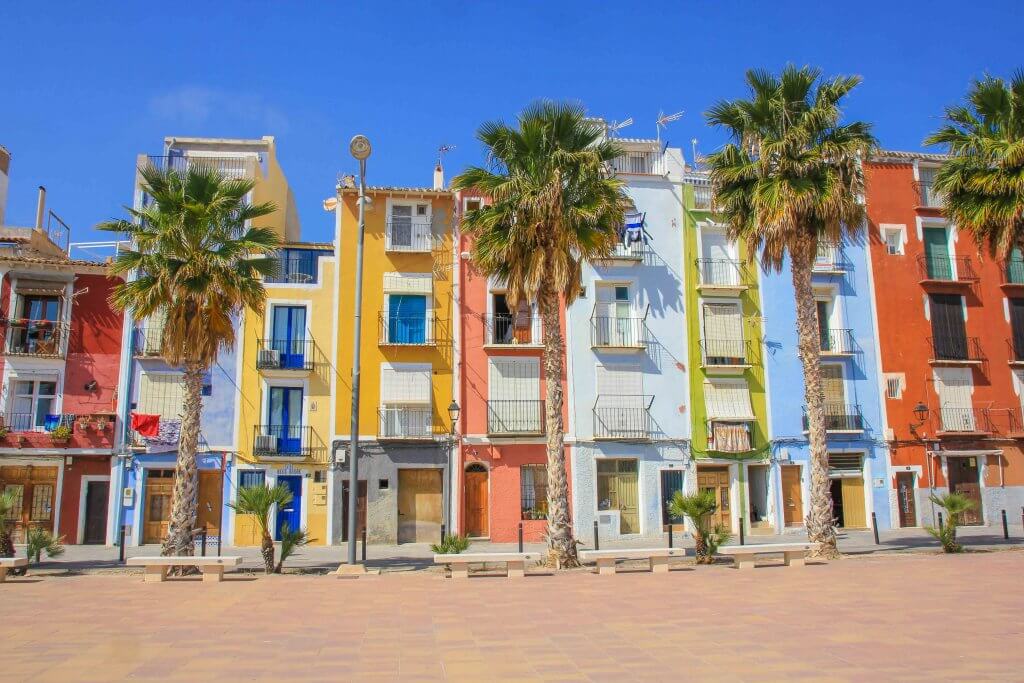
xmin=0 ymin=145 xmax=9 ymax=226
xmin=35 ymin=185 xmax=46 ymax=231
xmin=433 ymin=164 xmax=444 ymax=191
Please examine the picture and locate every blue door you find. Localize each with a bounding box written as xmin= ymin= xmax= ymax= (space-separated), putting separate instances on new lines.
xmin=269 ymin=387 xmax=303 ymax=454
xmin=276 ymin=475 xmax=302 ymax=540
xmin=388 ymin=294 xmax=426 ymax=344
xmin=272 ymin=306 xmax=307 ymax=369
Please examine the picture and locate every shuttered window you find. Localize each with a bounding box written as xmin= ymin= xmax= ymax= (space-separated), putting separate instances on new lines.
xmin=703 ymin=303 xmax=742 ymax=341
xmin=488 ymin=357 xmax=540 ymax=401
xmin=380 ymin=364 xmax=431 ymax=404
xmin=821 ymin=365 xmax=845 ymax=404
xmin=136 ymin=373 xmax=185 ymax=418
xmin=382 ymin=272 xmax=432 ymax=295
xmin=704 ymin=380 xmax=755 ymax=420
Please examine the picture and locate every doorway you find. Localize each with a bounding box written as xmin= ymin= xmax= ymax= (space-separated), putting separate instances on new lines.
xmin=896 ymin=472 xmax=917 ymax=527
xmin=397 ymin=468 xmax=443 ymax=543
xmin=696 ymin=466 xmax=731 ymax=531
xmin=829 ymin=477 xmax=867 ymax=529
xmin=268 ymin=387 xmax=303 ymax=454
xmin=196 ymin=470 xmax=223 ymax=538
xmin=83 ymin=480 xmax=110 ymax=544
xmin=0 ymin=465 xmax=58 ymax=544
xmin=747 ymin=464 xmax=772 ymax=533
xmin=659 ymin=470 xmax=684 ymax=531
xmin=463 ymin=464 xmax=489 ymax=538
xmin=271 ymin=305 xmax=308 ymax=369
xmin=275 ymin=475 xmax=302 ymax=540
xmin=947 ymin=457 xmax=983 ymax=525
xmin=780 ymin=465 xmax=803 ymax=526
xmin=143 ymin=469 xmax=174 ymax=544
xmin=597 ymin=459 xmax=640 ymax=534
xmin=341 ymin=480 xmax=368 ymax=542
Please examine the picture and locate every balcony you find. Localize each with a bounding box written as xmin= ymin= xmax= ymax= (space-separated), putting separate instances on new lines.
xmin=1008 ymin=339 xmax=1024 ymax=366
xmin=819 ymin=328 xmax=857 ymax=356
xmin=696 ymin=258 xmax=746 ymax=292
xmin=1001 ymin=256 xmax=1024 ymax=290
xmin=928 ymin=336 xmax=984 ymax=365
xmin=700 ymin=338 xmax=752 ymax=371
xmin=802 ymin=403 xmax=864 ymax=433
xmin=385 ymin=219 xmax=434 ymax=253
xmin=265 ymin=254 xmax=319 ymax=285
xmin=610 ymin=150 xmax=666 ymax=176
xmin=916 ymin=171 xmax=943 ymax=208
xmin=253 ymin=424 xmax=311 ymax=457
xmin=590 ymin=310 xmax=648 ymax=350
xmin=600 ymin=241 xmax=647 ymax=263
xmin=691 ymin=181 xmax=714 ymax=211
xmin=917 ymin=255 xmax=977 ymax=285
xmin=256 ymin=339 xmax=314 ymax=372
xmin=487 ymin=400 xmax=545 ymax=436
xmin=1 ymin=412 xmax=116 ymax=449
xmin=378 ymin=406 xmax=434 ymax=440
xmin=378 ymin=313 xmax=442 ymax=346
xmin=145 ymin=155 xmax=255 ymax=179
xmin=485 ymin=313 xmax=541 ymax=346
xmin=593 ymin=395 xmax=654 ymax=440
xmin=980 ymin=407 xmax=1024 ymax=437
xmin=4 ymin=320 xmax=68 ymax=358
xmin=934 ymin=407 xmax=988 ymax=436
xmin=812 ymin=244 xmax=850 ymax=274
xmin=133 ymin=327 xmax=164 ymax=357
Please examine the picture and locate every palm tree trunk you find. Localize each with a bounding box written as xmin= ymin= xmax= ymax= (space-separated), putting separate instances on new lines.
xmin=261 ymin=532 xmax=275 ymax=574
xmin=790 ymin=239 xmax=839 ymax=559
xmin=540 ymin=286 xmax=578 ymax=568
xmin=160 ymin=361 xmax=205 ymax=560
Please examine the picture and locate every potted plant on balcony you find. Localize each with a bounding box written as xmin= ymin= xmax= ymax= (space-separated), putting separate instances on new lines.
xmin=0 ymin=425 xmax=8 ymax=442
xmin=96 ymin=416 xmax=110 ymax=431
xmin=77 ymin=416 xmax=91 ymax=432
xmin=49 ymin=424 xmax=72 ymax=446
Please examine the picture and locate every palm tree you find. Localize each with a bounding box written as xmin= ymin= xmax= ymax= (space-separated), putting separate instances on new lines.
xmin=0 ymin=489 xmax=18 ymax=559
xmin=228 ymin=483 xmax=294 ymax=573
xmin=705 ymin=66 xmax=877 ymax=558
xmin=99 ymin=164 xmax=279 ymax=558
xmin=452 ymin=101 xmax=628 ymax=567
xmin=924 ymin=71 xmax=1024 ymax=257
xmin=668 ymin=490 xmax=732 ymax=563
xmin=926 ymin=492 xmax=976 ymax=553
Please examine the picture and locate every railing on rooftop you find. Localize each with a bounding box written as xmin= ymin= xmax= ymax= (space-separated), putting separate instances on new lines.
xmin=610 ymin=150 xmax=666 ymax=176
xmin=46 ymin=211 xmax=70 ymax=253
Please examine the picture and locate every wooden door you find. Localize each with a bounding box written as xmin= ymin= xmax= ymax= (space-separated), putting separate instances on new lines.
xmin=781 ymin=466 xmax=803 ymax=526
xmin=896 ymin=472 xmax=917 ymax=527
xmin=341 ymin=480 xmax=368 ymax=542
xmin=929 ymin=293 xmax=967 ymax=360
xmin=0 ymin=466 xmax=58 ymax=543
xmin=949 ymin=457 xmax=983 ymax=525
xmin=463 ymin=468 xmax=489 ymax=538
xmin=923 ymin=227 xmax=951 ymax=278
xmin=1010 ymin=298 xmax=1024 ymax=359
xmin=143 ymin=469 xmax=174 ymax=544
xmin=397 ymin=469 xmax=442 ymax=543
xmin=196 ymin=470 xmax=222 ymax=537
xmin=83 ymin=481 xmax=110 ymax=544
xmin=697 ymin=467 xmax=731 ymax=531
xmin=840 ymin=477 xmax=867 ymax=528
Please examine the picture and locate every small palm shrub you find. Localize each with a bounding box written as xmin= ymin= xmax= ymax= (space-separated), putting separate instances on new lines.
xmin=0 ymin=490 xmax=17 ymax=560
xmin=669 ymin=490 xmax=733 ymax=563
xmin=926 ymin=492 xmax=976 ymax=553
xmin=274 ymin=524 xmax=311 ymax=574
xmin=431 ymin=534 xmax=470 ymax=554
xmin=26 ymin=527 xmax=65 ymax=565
xmin=228 ymin=483 xmax=293 ymax=574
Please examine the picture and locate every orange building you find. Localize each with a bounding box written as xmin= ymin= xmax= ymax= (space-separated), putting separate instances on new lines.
xmin=866 ymin=151 xmax=1024 ymax=529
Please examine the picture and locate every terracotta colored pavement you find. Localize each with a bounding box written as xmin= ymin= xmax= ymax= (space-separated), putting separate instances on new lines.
xmin=2 ymin=551 xmax=1022 ymax=682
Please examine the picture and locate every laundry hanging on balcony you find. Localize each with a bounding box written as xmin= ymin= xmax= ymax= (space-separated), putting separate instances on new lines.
xmin=130 ymin=412 xmax=160 ymax=437
xmin=141 ymin=419 xmax=182 ymax=453
xmin=619 ymin=211 xmax=648 ymax=247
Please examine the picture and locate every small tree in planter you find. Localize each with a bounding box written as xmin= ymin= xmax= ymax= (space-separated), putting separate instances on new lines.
xmin=228 ymin=483 xmax=295 ymax=574
xmin=668 ymin=490 xmax=733 ymax=564
xmin=926 ymin=492 xmax=976 ymax=553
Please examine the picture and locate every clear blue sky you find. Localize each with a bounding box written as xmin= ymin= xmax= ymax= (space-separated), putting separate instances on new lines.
xmin=2 ymin=1 xmax=1021 ymax=246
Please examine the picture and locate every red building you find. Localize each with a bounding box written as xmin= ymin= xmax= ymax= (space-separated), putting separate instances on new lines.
xmin=0 ymin=180 xmax=123 ymax=545
xmin=866 ymin=151 xmax=1024 ymax=529
xmin=454 ymin=192 xmax=571 ymax=543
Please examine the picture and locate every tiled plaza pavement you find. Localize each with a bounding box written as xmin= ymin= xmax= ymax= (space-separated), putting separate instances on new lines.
xmin=2 ymin=551 xmax=1022 ymax=682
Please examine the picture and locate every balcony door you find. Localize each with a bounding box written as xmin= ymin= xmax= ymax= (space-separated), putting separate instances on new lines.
xmin=935 ymin=367 xmax=975 ymax=431
xmin=821 ymin=364 xmax=846 ymax=429
xmin=387 ymin=294 xmax=427 ymax=344
xmin=488 ymin=357 xmax=541 ymax=433
xmin=15 ymin=295 xmax=61 ymax=355
xmin=702 ymin=302 xmax=743 ymax=363
xmin=923 ymin=227 xmax=951 ymax=279
xmin=595 ymin=363 xmax=643 ymax=437
xmin=271 ymin=306 xmax=307 ymax=369
xmin=1010 ymin=298 xmax=1024 ymax=360
xmin=595 ymin=284 xmax=633 ymax=346
xmin=8 ymin=378 xmax=58 ymax=431
xmin=268 ymin=387 xmax=303 ymax=454
xmin=929 ymin=294 xmax=967 ymax=360
xmin=700 ymin=229 xmax=735 ymax=285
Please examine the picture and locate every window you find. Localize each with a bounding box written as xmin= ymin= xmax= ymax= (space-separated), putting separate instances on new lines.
xmin=597 ymin=459 xmax=639 ymax=534
xmin=520 ymin=464 xmax=548 ymax=519
xmin=929 ymin=293 xmax=968 ymax=360
xmin=702 ymin=302 xmax=744 ymax=364
xmin=239 ymin=470 xmax=266 ymax=489
xmin=489 ymin=357 xmax=541 ymax=433
xmin=919 ymin=166 xmax=940 ymax=206
xmin=1010 ymin=299 xmax=1024 ymax=361
xmin=465 ymin=199 xmax=481 ymax=212
xmin=379 ymin=364 xmax=432 ymax=438
xmin=387 ymin=294 xmax=428 ymax=344
xmin=703 ymin=379 xmax=755 ymax=421
xmin=882 ymin=226 xmax=904 ymax=255
xmin=19 ymin=295 xmax=60 ymax=321
xmin=270 ymin=306 xmax=308 ymax=367
xmin=387 ymin=204 xmax=431 ymax=251
xmin=699 ymin=229 xmax=738 ymax=286
xmin=594 ymin=283 xmax=639 ymax=347
xmin=8 ymin=378 xmax=58 ymax=431
xmin=136 ymin=373 xmax=185 ymax=419
xmin=10 ymin=295 xmax=62 ymax=355
xmin=490 ymin=293 xmax=534 ymax=344
xmin=267 ymin=386 xmax=303 ymax=454
xmin=923 ymin=226 xmax=952 ymax=279
xmin=934 ymin=367 xmax=975 ymax=431
xmin=594 ymin=363 xmax=646 ymax=437
xmin=269 ymin=248 xmax=320 ymax=284
xmin=884 ymin=373 xmax=905 ymax=400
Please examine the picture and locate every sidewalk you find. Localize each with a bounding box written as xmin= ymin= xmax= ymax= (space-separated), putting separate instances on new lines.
xmin=22 ymin=523 xmax=1024 ymax=575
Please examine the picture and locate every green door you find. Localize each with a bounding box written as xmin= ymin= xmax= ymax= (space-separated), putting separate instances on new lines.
xmin=923 ymin=227 xmax=950 ymax=279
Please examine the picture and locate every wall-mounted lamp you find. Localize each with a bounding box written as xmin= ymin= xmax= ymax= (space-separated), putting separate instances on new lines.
xmin=909 ymin=402 xmax=929 ymax=438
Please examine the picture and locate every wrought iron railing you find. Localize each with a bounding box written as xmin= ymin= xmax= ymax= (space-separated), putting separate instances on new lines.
xmin=1004 ymin=257 xmax=1024 ymax=285
xmin=253 ymin=424 xmax=311 ymax=456
xmin=605 ymin=241 xmax=646 ymax=261
xmin=935 ymin=407 xmax=982 ymax=433
xmin=378 ymin=313 xmax=441 ymax=345
xmin=4 ymin=320 xmax=68 ymax=357
xmin=928 ymin=335 xmax=984 ymax=363
xmin=819 ymin=328 xmax=857 ymax=355
xmin=981 ymin=406 xmax=1022 ymax=435
xmin=133 ymin=327 xmax=164 ymax=356
xmin=813 ymin=244 xmax=850 ymax=272
xmin=917 ymin=254 xmax=977 ymax=282
xmin=487 ymin=400 xmax=545 ymax=435
xmin=256 ymin=338 xmax=314 ymax=371
xmin=700 ymin=338 xmax=750 ymax=366
xmin=593 ymin=395 xmax=654 ymax=439
xmin=377 ymin=406 xmax=434 ymax=439
xmin=485 ymin=313 xmax=541 ymax=345
xmin=696 ymin=258 xmax=744 ymax=287
xmin=917 ymin=176 xmax=943 ymax=207
xmin=802 ymin=403 xmax=864 ymax=432
xmin=590 ymin=307 xmax=648 ymax=348
xmin=385 ymin=219 xmax=435 ymax=252
xmin=2 ymin=412 xmax=74 ymax=433
xmin=264 ymin=254 xmax=320 ymax=284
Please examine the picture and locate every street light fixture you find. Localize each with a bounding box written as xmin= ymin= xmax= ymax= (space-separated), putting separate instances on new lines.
xmin=444 ymin=400 xmax=460 ymax=537
xmin=909 ymin=402 xmax=930 ymax=439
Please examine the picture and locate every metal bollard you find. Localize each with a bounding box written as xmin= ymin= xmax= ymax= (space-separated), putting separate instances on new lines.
xmin=118 ymin=525 xmax=127 ymax=564
xmin=201 ymin=525 xmax=208 ymax=557
xmin=938 ymin=511 xmax=944 ymax=529
xmin=593 ymin=520 xmax=599 ymax=551
xmin=440 ymin=524 xmax=446 ymax=542
xmin=518 ymin=522 xmax=523 ymax=553
xmin=361 ymin=526 xmax=367 ymax=563
xmin=668 ymin=524 xmax=673 ymax=548
xmin=1002 ymin=509 xmax=1009 ymax=541
xmin=739 ymin=517 xmax=745 ymax=546
xmin=871 ymin=512 xmax=880 ymax=545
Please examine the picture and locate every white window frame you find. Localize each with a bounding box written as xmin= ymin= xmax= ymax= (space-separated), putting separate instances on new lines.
xmin=5 ymin=374 xmax=60 ymax=431
xmin=880 ymin=224 xmax=906 ymax=255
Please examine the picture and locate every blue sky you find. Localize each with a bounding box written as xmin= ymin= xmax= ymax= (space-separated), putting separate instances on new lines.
xmin=2 ymin=1 xmax=1021 ymax=246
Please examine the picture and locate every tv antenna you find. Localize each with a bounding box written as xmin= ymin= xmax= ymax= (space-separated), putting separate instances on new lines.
xmin=438 ymin=144 xmax=456 ymax=167
xmin=607 ymin=117 xmax=633 ymax=137
xmin=691 ymin=138 xmax=699 ymax=168
xmin=656 ymin=110 xmax=684 ymax=143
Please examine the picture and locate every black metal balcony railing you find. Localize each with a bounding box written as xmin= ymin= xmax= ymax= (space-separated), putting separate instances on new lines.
xmin=253 ymin=424 xmax=311 ymax=456
xmin=819 ymin=328 xmax=857 ymax=355
xmin=936 ymin=407 xmax=982 ymax=433
xmin=928 ymin=335 xmax=984 ymax=363
xmin=487 ymin=400 xmax=545 ymax=435
xmin=264 ymin=255 xmax=319 ymax=284
xmin=385 ymin=220 xmax=434 ymax=252
xmin=378 ymin=407 xmax=434 ymax=439
xmin=1004 ymin=257 xmax=1024 ymax=285
xmin=700 ymin=338 xmax=750 ymax=366
xmin=3 ymin=412 xmax=74 ymax=433
xmin=590 ymin=314 xmax=647 ymax=348
xmin=145 ymin=155 xmax=254 ymax=178
xmin=486 ymin=313 xmax=540 ymax=345
xmin=696 ymin=258 xmax=744 ymax=288
xmin=5 ymin=320 xmax=68 ymax=357
xmin=917 ymin=254 xmax=977 ymax=282
xmin=593 ymin=395 xmax=654 ymax=440
xmin=802 ymin=403 xmax=864 ymax=432
xmin=378 ymin=313 xmax=440 ymax=346
xmin=256 ymin=339 xmax=314 ymax=371
xmin=981 ymin=406 xmax=1023 ymax=435
xmin=133 ymin=327 xmax=163 ymax=356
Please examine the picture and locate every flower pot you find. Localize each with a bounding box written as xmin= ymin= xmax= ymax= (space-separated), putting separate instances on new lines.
xmin=51 ymin=438 xmax=69 ymax=446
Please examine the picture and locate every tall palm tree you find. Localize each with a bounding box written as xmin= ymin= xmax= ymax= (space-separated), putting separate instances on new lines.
xmin=925 ymin=71 xmax=1024 ymax=257
xmin=99 ymin=164 xmax=279 ymax=558
xmin=452 ymin=101 xmax=628 ymax=567
xmin=705 ymin=66 xmax=877 ymax=558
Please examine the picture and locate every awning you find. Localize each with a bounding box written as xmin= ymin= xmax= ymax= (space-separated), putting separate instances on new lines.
xmin=704 ymin=380 xmax=755 ymax=421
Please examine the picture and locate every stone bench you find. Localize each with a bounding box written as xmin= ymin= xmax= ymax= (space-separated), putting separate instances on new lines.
xmin=717 ymin=543 xmax=816 ymax=570
xmin=579 ymin=548 xmax=687 ymax=575
xmin=434 ymin=552 xmax=541 ymax=579
xmin=0 ymin=557 xmax=28 ymax=582
xmin=127 ymin=556 xmax=243 ymax=583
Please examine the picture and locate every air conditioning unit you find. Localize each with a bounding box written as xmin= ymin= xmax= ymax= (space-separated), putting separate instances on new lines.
xmin=254 ymin=434 xmax=278 ymax=453
xmin=258 ymin=348 xmax=280 ymax=367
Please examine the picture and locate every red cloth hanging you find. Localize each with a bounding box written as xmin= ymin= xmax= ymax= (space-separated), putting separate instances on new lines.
xmin=130 ymin=413 xmax=160 ymax=437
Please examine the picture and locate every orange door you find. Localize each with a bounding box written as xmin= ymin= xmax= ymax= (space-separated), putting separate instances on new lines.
xmin=781 ymin=466 xmax=803 ymax=526
xmin=463 ymin=469 xmax=489 ymax=537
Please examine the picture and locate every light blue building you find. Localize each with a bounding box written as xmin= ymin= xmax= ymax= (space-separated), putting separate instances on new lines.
xmin=760 ymin=230 xmax=892 ymax=532
xmin=567 ymin=131 xmax=690 ymax=542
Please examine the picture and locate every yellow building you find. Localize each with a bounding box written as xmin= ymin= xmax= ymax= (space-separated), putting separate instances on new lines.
xmin=329 ymin=181 xmax=456 ymax=544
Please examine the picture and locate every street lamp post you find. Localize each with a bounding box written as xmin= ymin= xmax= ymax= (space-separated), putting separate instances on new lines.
xmin=346 ymin=135 xmax=371 ymax=568
xmin=445 ymin=400 xmax=460 ymax=536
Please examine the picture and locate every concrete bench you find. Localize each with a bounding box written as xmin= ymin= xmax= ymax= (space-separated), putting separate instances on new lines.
xmin=127 ymin=556 xmax=243 ymax=583
xmin=717 ymin=543 xmax=816 ymax=570
xmin=0 ymin=557 xmax=28 ymax=582
xmin=579 ymin=548 xmax=687 ymax=575
xmin=434 ymin=552 xmax=540 ymax=579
